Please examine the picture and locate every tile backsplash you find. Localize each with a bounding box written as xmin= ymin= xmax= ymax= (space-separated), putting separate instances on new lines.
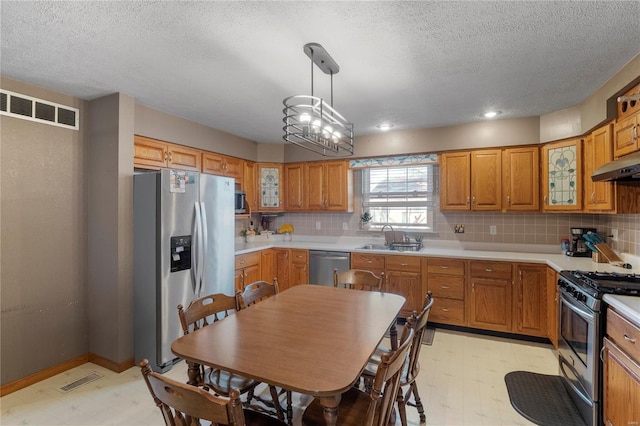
xmin=236 ymin=211 xmax=640 ymax=256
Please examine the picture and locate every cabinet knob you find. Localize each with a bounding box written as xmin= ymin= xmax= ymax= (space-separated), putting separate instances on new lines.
xmin=164 ymin=150 xmax=169 ymax=162
xmin=401 ymin=263 xmax=408 ymax=266
xmin=485 ymin=268 xmax=493 ymax=272
xmin=240 ymin=260 xmax=246 ymax=264
xmin=466 ymin=196 xmax=470 ymax=206
xmin=168 ymin=152 xmax=173 ymax=162
xmin=440 ymin=266 xmax=449 ymax=269
xmin=507 ymin=195 xmax=511 ymax=206
xmin=624 ymin=334 xmax=637 ymax=344
xmin=544 ymin=195 xmax=548 ymax=205
xmin=441 ymin=308 xmax=450 ymax=312
xmin=472 ymin=196 xmax=476 ymax=205
xmin=441 ymin=285 xmax=450 ymax=289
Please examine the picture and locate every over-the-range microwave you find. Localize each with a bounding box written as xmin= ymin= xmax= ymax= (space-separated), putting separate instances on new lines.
xmin=235 ymin=190 xmax=246 ymax=214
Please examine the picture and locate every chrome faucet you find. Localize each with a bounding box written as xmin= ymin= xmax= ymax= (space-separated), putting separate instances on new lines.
xmin=381 ymin=224 xmax=394 ymax=245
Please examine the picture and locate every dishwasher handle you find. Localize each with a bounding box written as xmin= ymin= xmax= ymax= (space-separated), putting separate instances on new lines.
xmin=310 ymin=253 xmax=350 ymax=261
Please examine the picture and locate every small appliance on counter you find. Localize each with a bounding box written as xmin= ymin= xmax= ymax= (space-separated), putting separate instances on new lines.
xmin=565 ymin=227 xmax=597 ymax=257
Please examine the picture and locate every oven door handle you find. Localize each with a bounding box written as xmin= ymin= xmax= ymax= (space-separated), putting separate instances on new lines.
xmin=559 ymin=290 xmax=595 ymax=322
xmin=559 ymin=355 xmax=594 ymax=407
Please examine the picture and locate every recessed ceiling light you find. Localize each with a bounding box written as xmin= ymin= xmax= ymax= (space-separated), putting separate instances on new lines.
xmin=377 ymin=123 xmax=394 ymax=131
xmin=481 ymin=111 xmax=502 ymax=118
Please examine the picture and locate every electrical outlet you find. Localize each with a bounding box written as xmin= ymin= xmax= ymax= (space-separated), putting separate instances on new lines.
xmin=490 ymin=225 xmax=497 ymax=235
xmin=454 ymin=224 xmax=465 ymax=233
xmin=315 ymin=221 xmax=321 ymax=230
xmin=342 ymin=222 xmax=348 ymax=230
xmin=611 ymin=229 xmax=618 ymax=242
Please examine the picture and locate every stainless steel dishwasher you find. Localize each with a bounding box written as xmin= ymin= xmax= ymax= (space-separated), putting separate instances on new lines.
xmin=309 ymin=250 xmax=351 ymax=286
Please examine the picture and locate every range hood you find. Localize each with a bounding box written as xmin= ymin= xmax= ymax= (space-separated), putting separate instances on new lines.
xmin=592 ymin=150 xmax=640 ymax=181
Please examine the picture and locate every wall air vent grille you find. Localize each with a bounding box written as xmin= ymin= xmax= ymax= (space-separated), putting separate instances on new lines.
xmin=0 ymin=89 xmax=79 ymax=130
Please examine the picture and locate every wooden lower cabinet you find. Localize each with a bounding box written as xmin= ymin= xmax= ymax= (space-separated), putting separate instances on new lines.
xmin=234 ymin=252 xmax=261 ymax=292
xmin=546 ymin=267 xmax=559 ymax=348
xmin=603 ymin=306 xmax=640 ymax=426
xmin=274 ymin=249 xmax=290 ymax=291
xmin=273 ymin=248 xmax=308 ymax=292
xmin=290 ymin=249 xmax=309 ymax=288
xmin=425 ymin=257 xmax=466 ymax=325
xmin=513 ymin=264 xmax=547 ymax=337
xmin=468 ymin=261 xmax=513 ymax=332
xmin=351 ymin=253 xmax=385 ymax=277
xmin=260 ymin=249 xmax=275 ymax=283
xmin=384 ymin=255 xmax=423 ymax=318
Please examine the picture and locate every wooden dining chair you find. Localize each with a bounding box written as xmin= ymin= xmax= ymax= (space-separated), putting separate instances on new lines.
xmin=333 ymin=268 xmax=385 ymax=291
xmin=362 ymin=291 xmax=435 ymax=426
xmin=177 ymin=293 xmax=259 ymax=401
xmin=236 ymin=279 xmax=279 ymax=310
xmin=301 ymin=319 xmax=416 ymax=426
xmin=236 ymin=279 xmax=293 ymax=425
xmin=140 ymin=359 xmax=288 ymax=426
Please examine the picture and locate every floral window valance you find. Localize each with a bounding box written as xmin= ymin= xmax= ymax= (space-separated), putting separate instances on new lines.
xmin=349 ymin=153 xmax=438 ymax=169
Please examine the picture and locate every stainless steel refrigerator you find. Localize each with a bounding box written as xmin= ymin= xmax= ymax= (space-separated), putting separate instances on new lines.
xmin=133 ymin=169 xmax=235 ymax=372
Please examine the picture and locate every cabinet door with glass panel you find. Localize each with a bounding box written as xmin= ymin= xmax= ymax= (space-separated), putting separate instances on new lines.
xmin=257 ymin=163 xmax=283 ymax=212
xmin=542 ymin=138 xmax=582 ymax=212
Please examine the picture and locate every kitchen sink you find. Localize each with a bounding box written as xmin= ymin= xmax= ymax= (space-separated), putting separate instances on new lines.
xmin=357 ymin=244 xmax=390 ymax=250
xmin=356 ymin=242 xmax=423 ymax=252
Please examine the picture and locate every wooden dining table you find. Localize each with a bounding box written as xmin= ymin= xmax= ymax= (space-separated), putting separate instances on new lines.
xmin=171 ymin=284 xmax=406 ymax=426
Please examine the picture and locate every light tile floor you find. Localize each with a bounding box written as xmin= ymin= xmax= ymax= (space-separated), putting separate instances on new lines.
xmin=1 ymin=328 xmax=558 ymax=426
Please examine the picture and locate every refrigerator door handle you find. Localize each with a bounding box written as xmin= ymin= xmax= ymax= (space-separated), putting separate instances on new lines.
xmin=192 ymin=202 xmax=203 ymax=295
xmin=198 ymin=201 xmax=208 ymax=297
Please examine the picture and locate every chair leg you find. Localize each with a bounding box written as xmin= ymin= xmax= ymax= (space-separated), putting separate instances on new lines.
xmin=396 ymin=387 xmax=408 ymax=426
xmin=286 ymin=390 xmax=293 ymax=425
xmin=404 ymin=382 xmax=426 ymax=424
xmin=268 ymin=385 xmax=285 ymax=421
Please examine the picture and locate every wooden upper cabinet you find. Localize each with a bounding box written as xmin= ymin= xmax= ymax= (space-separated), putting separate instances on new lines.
xmin=325 ymin=161 xmax=350 ymax=211
xmin=441 ymin=149 xmax=502 ymax=211
xmin=202 ymin=152 xmax=243 ymax=179
xmin=471 ymin=149 xmax=502 ymax=211
xmin=306 ymin=162 xmax=325 ymax=210
xmin=284 ymin=163 xmax=306 ymax=211
xmin=257 ymin=163 xmax=283 ymax=212
xmin=614 ymin=113 xmax=639 ymax=158
xmin=584 ymin=124 xmax=615 ymax=212
xmin=440 ymin=151 xmax=471 ymax=210
xmin=542 ymin=138 xmax=583 ymax=211
xmin=614 ymin=82 xmax=640 ymax=158
xmin=243 ymin=161 xmax=257 ymax=213
xmin=134 ymin=135 xmax=201 ymax=171
xmin=305 ymin=160 xmax=351 ymax=212
xmin=502 ymin=146 xmax=539 ymax=211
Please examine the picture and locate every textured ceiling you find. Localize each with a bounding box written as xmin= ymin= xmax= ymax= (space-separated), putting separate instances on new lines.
xmin=2 ymin=1 xmax=639 ymax=144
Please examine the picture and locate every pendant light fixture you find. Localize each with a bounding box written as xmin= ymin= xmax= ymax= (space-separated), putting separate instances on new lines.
xmin=282 ymin=43 xmax=354 ymax=156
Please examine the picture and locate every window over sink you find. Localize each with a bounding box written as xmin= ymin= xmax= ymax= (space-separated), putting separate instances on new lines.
xmin=360 ymin=164 xmax=439 ymax=232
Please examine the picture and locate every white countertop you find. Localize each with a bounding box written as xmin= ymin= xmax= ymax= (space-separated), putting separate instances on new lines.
xmin=235 ymin=235 xmax=640 ymax=273
xmin=604 ymin=294 xmax=640 ymax=328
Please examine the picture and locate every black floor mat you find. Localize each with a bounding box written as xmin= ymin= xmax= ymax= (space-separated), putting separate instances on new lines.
xmin=504 ymin=371 xmax=586 ymax=426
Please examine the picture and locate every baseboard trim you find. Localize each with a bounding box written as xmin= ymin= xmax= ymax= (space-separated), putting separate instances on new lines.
xmin=88 ymin=353 xmax=135 ymax=373
xmin=1 ymin=354 xmax=136 ymax=396
xmin=0 ymin=354 xmax=89 ymax=396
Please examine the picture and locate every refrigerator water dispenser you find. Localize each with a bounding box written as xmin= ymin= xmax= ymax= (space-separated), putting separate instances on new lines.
xmin=170 ymin=235 xmax=192 ymax=272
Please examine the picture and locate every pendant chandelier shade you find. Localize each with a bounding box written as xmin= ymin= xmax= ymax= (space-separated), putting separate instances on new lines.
xmin=283 ymin=43 xmax=354 ymax=157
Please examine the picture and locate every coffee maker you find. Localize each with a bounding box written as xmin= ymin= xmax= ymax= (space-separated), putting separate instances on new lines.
xmin=566 ymin=227 xmax=597 ymax=257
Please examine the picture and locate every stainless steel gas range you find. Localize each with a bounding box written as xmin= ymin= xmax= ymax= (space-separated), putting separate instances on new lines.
xmin=557 ymin=270 xmax=640 ymax=426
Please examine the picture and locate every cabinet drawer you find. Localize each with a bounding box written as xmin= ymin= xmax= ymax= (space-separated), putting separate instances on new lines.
xmin=429 ymin=298 xmax=464 ymax=324
xmin=470 ymin=261 xmax=512 ymax=279
xmin=352 ymin=253 xmax=385 ymax=270
xmin=386 ymin=255 xmax=421 ymax=272
xmin=235 ymin=252 xmax=261 ymax=269
xmin=426 ymin=258 xmax=465 ymax=276
xmin=290 ymin=249 xmax=308 ymax=264
xmin=427 ymin=275 xmax=464 ymax=300
xmin=607 ymin=308 xmax=640 ymax=364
